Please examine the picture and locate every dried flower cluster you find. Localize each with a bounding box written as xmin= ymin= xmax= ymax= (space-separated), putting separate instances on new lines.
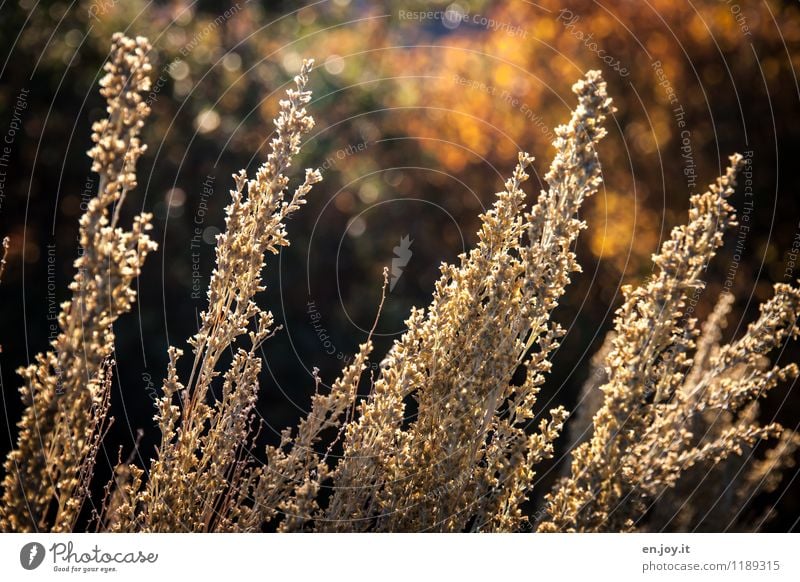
xmin=2 ymin=34 xmax=799 ymax=533
xmin=1 ymin=33 xmax=156 ymax=532
xmin=103 ymin=59 xmax=323 ymax=532
xmin=319 ymin=71 xmax=613 ymax=532
xmin=637 ymin=287 xmax=800 ymax=532
xmin=538 ymin=157 xmax=800 ymax=532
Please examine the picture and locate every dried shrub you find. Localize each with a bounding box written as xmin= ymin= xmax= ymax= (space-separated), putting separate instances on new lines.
xmin=2 ymin=33 xmax=798 ymax=533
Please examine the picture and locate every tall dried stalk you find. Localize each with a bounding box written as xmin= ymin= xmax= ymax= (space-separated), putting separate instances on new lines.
xmin=1 ymin=33 xmax=155 ymax=532
xmin=320 ymin=71 xmax=614 ymax=532
xmin=106 ymin=60 xmax=324 ymax=532
xmin=539 ymin=156 xmax=800 ymax=532
xmin=642 ymin=289 xmax=800 ymax=531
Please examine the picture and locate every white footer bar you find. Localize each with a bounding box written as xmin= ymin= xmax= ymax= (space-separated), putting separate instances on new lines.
xmin=1 ymin=533 xmax=797 ymax=581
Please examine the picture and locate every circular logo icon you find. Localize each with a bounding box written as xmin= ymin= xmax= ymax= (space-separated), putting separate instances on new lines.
xmin=19 ymin=542 xmax=45 ymax=570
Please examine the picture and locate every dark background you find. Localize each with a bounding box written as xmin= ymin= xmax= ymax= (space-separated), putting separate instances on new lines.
xmin=2 ymin=0 xmax=800 ymax=530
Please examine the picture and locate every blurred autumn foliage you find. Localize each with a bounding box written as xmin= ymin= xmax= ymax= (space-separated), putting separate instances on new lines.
xmin=3 ymin=0 xmax=800 ymax=529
